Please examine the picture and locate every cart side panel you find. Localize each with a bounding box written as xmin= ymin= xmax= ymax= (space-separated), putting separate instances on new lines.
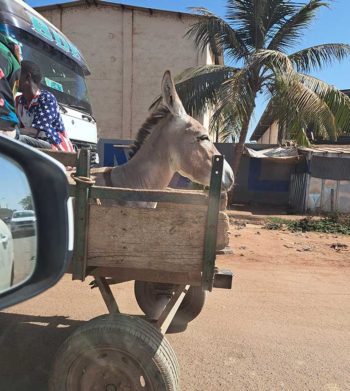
xmin=156 ymin=203 xmax=230 ymax=251
xmin=87 ymin=204 xmax=229 ymax=273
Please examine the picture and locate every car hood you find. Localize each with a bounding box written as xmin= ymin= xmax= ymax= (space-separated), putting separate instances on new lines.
xmin=11 ymin=217 xmax=36 ymax=222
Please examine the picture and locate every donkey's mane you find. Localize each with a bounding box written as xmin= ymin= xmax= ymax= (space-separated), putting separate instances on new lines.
xmin=128 ymin=105 xmax=170 ymax=159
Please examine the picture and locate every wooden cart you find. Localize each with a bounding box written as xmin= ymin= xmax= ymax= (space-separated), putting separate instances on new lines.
xmin=45 ymin=149 xmax=233 ymax=391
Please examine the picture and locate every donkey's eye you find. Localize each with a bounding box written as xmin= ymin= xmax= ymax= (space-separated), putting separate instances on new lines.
xmin=197 ymin=135 xmax=210 ymax=142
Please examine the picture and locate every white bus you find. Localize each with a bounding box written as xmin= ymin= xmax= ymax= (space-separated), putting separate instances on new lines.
xmin=0 ymin=0 xmax=98 ymax=163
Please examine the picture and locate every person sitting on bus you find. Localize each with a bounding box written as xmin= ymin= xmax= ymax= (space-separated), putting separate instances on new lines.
xmin=16 ymin=60 xmax=74 ymax=152
xmin=0 ymin=33 xmax=21 ymax=139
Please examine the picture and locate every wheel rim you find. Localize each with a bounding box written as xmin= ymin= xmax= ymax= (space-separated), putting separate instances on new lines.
xmin=67 ymin=347 xmax=154 ymax=391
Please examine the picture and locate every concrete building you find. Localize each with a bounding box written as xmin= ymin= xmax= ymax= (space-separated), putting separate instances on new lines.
xmin=36 ymin=0 xmax=214 ymax=140
xmin=251 ymin=121 xmax=280 ymax=144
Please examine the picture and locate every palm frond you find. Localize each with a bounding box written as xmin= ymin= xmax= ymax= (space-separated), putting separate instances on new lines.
xmin=268 ymin=0 xmax=329 ymax=51
xmin=149 ymin=65 xmax=238 ymax=113
xmin=209 ymin=67 xmax=256 ymax=133
xmin=270 ymin=71 xmax=338 ymax=143
xmin=209 ymin=105 xmax=240 ymax=142
xmin=289 ymin=44 xmax=350 ymax=73
xmin=176 ymin=65 xmax=242 ymax=115
xmin=300 ymin=74 xmax=350 ymax=132
xmin=249 ymin=49 xmax=294 ymax=73
xmin=186 ymin=7 xmax=249 ymax=61
xmin=295 ymin=128 xmax=312 ymax=147
xmin=149 ymin=65 xmax=240 ymax=115
xmin=226 ymin=0 xmax=297 ymax=50
xmin=264 ymin=0 xmax=299 ymax=42
xmin=225 ymin=0 xmax=266 ymax=49
xmin=182 ymin=0 xmax=348 ymax=149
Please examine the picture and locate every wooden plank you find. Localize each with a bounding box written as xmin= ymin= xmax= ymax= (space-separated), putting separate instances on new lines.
xmin=220 ymin=192 xmax=228 ymax=210
xmin=157 ymin=194 xmax=228 ymax=211
xmin=86 ymin=204 xmax=229 ymax=272
xmin=217 ymin=212 xmax=230 ymax=250
xmin=90 ymin=186 xmax=209 ymax=205
xmin=72 ymin=149 xmax=91 ymax=281
xmin=86 ymin=267 xmax=202 ymax=286
xmin=152 ymin=208 xmax=227 ymax=250
xmin=39 ymin=149 xmax=77 ymax=167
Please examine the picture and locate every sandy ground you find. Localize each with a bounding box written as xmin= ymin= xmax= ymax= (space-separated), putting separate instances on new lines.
xmin=1 ymin=223 xmax=350 ymax=390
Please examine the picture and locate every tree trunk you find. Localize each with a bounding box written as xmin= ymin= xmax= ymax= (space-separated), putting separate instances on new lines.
xmin=228 ymin=106 xmax=255 ymax=205
xmin=232 ymin=122 xmax=249 ymax=177
xmin=227 ymin=68 xmax=260 ymax=205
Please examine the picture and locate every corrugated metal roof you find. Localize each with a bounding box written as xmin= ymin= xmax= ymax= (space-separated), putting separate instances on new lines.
xmin=299 ymin=144 xmax=350 ymax=154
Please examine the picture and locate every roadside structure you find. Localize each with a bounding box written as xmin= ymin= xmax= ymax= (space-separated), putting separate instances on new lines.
xmin=250 ymin=90 xmax=350 ymax=144
xmin=35 ymin=0 xmax=216 ymax=143
xmin=290 ymin=142 xmax=350 ymax=213
xmin=216 ymin=140 xmax=350 ymax=213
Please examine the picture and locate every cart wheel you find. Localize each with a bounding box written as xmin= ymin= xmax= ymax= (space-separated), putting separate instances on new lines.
xmin=49 ymin=314 xmax=179 ymax=391
xmin=134 ymin=281 xmax=206 ymax=327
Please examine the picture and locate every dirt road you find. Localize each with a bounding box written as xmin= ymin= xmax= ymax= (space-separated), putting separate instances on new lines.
xmin=1 ymin=224 xmax=349 ymax=390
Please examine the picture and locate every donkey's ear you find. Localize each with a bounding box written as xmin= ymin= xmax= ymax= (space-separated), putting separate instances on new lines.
xmin=161 ymin=70 xmax=187 ymax=118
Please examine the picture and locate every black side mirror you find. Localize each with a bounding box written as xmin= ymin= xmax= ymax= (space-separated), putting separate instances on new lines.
xmin=0 ymin=135 xmax=72 ymax=309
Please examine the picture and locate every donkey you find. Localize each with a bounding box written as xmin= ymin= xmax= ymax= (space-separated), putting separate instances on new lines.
xmin=93 ymin=71 xmax=234 ymax=197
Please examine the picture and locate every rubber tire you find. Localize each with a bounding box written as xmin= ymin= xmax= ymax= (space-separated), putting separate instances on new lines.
xmin=49 ymin=314 xmax=179 ymax=391
xmin=134 ymin=281 xmax=206 ymax=327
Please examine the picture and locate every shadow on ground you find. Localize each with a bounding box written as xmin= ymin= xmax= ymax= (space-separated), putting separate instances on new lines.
xmin=0 ymin=311 xmax=185 ymax=390
xmin=0 ymin=312 xmax=84 ymax=390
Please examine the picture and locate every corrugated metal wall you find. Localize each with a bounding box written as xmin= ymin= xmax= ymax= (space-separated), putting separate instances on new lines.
xmin=289 ymin=173 xmax=307 ymax=212
xmin=305 ymin=177 xmax=350 ymax=213
xmin=216 ymin=143 xmax=293 ymax=206
xmin=290 ymin=152 xmax=350 ymax=213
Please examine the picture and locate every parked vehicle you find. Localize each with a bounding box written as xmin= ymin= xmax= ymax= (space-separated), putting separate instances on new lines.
xmin=2 ymin=216 xmax=11 ymax=225
xmin=0 ymin=218 xmax=14 ymax=290
xmin=10 ymin=210 xmax=36 ymax=234
xmin=0 ymin=0 xmax=99 ymax=164
xmin=0 ymin=134 xmax=72 ymax=308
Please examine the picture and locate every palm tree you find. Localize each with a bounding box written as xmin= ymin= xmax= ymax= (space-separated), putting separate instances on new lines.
xmin=173 ymin=0 xmax=350 ymax=176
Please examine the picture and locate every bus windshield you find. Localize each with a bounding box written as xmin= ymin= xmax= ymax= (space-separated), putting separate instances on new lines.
xmin=12 ymin=27 xmax=92 ymax=114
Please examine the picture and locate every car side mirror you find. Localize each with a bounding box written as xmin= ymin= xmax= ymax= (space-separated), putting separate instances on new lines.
xmin=0 ymin=135 xmax=72 ymax=309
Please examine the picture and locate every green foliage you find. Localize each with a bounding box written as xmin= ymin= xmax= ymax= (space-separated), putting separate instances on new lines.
xmin=264 ymin=217 xmax=285 ymax=230
xmin=19 ymin=195 xmax=33 ymax=211
xmin=177 ymin=0 xmax=350 ymax=146
xmin=264 ymin=215 xmax=350 ymax=235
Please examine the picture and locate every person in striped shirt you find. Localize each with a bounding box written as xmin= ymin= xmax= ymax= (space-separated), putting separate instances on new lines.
xmin=16 ymin=60 xmax=74 ymax=152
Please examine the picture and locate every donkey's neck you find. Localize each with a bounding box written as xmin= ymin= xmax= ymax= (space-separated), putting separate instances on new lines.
xmin=110 ymin=129 xmax=175 ymax=189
